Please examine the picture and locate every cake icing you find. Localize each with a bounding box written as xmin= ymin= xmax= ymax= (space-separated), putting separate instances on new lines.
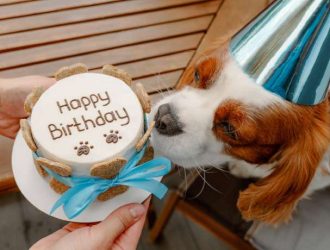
xmin=30 ymin=73 xmax=144 ymax=175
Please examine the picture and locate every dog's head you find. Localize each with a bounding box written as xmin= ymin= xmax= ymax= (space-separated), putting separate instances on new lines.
xmin=150 ymin=44 xmax=330 ymax=224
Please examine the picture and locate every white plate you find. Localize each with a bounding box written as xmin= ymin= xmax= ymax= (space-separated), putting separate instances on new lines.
xmin=12 ymin=130 xmax=154 ymax=223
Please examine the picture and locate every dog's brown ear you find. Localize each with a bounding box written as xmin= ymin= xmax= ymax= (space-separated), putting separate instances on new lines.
xmin=237 ymin=102 xmax=330 ymax=225
xmin=177 ymin=40 xmax=229 ymax=90
xmin=177 ymin=65 xmax=195 ymax=90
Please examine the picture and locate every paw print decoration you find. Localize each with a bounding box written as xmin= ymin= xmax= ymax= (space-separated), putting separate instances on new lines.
xmin=104 ymin=130 xmax=122 ymax=144
xmin=74 ymin=141 xmax=94 ymax=156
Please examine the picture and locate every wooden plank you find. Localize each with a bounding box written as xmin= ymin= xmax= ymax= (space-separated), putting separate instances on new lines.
xmin=138 ymin=70 xmax=183 ymax=94
xmin=0 ymin=16 xmax=211 ymax=70
xmin=0 ymin=186 xmax=18 ymax=195
xmin=0 ymin=135 xmax=14 ymax=192
xmin=0 ymin=1 xmax=220 ymax=52
xmin=108 ymin=51 xmax=194 ymax=79
xmin=149 ymin=191 xmax=181 ymax=242
xmin=0 ymin=33 xmax=202 ymax=77
xmin=192 ymin=0 xmax=269 ymax=55
xmin=177 ymin=201 xmax=255 ymax=250
xmin=0 ymin=0 xmax=205 ymax=34
xmin=186 ymin=219 xmax=230 ymax=250
xmin=145 ymin=210 xmax=201 ymax=250
xmin=0 ymin=0 xmax=118 ymax=20
xmin=0 ymin=0 xmax=31 ymax=6
xmin=0 ymin=173 xmax=15 ymax=192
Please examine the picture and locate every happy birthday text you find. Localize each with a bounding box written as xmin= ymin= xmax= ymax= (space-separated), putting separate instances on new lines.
xmin=48 ymin=91 xmax=130 ymax=140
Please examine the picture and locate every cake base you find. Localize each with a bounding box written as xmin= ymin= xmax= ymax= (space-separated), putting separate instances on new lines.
xmin=12 ymin=130 xmax=159 ymax=222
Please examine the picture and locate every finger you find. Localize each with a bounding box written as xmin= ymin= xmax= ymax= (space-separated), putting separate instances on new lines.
xmin=3 ymin=76 xmax=56 ymax=118
xmin=31 ymin=222 xmax=96 ymax=249
xmin=112 ymin=197 xmax=151 ymax=250
xmin=90 ymin=203 xmax=146 ymax=246
xmin=113 ymin=213 xmax=147 ymax=250
xmin=0 ymin=128 xmax=16 ymax=139
xmin=63 ymin=222 xmax=95 ymax=232
xmin=8 ymin=123 xmax=20 ymax=138
xmin=31 ymin=226 xmax=73 ymax=249
xmin=17 ymin=75 xmax=55 ymax=91
xmin=30 ymin=75 xmax=56 ymax=86
xmin=0 ymin=116 xmax=17 ymax=128
xmin=0 ymin=123 xmax=20 ymax=139
xmin=143 ymin=196 xmax=151 ymax=207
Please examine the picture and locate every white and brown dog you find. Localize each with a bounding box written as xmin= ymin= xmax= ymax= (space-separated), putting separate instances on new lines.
xmin=150 ymin=44 xmax=330 ymax=225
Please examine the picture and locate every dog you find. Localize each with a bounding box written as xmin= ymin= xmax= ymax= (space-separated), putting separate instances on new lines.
xmin=150 ymin=42 xmax=330 ymax=225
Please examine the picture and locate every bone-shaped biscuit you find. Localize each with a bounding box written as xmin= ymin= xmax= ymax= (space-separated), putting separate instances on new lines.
xmin=102 ymin=64 xmax=132 ymax=86
xmin=49 ymin=178 xmax=70 ymax=194
xmin=135 ymin=121 xmax=155 ymax=151
xmin=20 ymin=119 xmax=38 ymax=152
xmin=90 ymin=157 xmax=127 ymax=179
xmin=97 ymin=185 xmax=128 ymax=201
xmin=24 ymin=87 xmax=44 ymax=115
xmin=54 ymin=63 xmax=88 ymax=81
xmin=90 ymin=157 xmax=128 ymax=201
xmin=36 ymin=157 xmax=72 ymax=176
xmin=134 ymin=83 xmax=151 ymax=113
xmin=137 ymin=146 xmax=154 ymax=165
xmin=33 ymin=158 xmax=48 ymax=177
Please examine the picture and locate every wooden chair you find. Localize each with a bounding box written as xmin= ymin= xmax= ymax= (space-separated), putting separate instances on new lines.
xmin=149 ymin=168 xmax=256 ymax=249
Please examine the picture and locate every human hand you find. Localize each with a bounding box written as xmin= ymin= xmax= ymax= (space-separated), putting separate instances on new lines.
xmin=0 ymin=76 xmax=55 ymax=139
xmin=31 ymin=198 xmax=150 ymax=250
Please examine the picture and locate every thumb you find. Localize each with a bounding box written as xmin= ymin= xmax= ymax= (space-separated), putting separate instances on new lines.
xmin=91 ymin=203 xmax=146 ymax=247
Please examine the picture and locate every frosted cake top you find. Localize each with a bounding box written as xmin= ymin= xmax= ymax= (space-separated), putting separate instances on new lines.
xmin=30 ymin=73 xmax=144 ymax=175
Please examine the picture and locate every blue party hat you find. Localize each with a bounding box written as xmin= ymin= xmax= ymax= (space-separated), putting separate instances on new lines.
xmin=230 ymin=0 xmax=330 ymax=105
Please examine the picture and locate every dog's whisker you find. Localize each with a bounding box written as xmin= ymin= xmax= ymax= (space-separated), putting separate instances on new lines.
xmin=188 ymin=168 xmax=206 ymax=199
xmin=182 ymin=167 xmax=188 ymax=199
xmin=194 ymin=161 xmax=223 ymax=195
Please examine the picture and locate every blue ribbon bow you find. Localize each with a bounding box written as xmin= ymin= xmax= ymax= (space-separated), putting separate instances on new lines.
xmin=33 ymin=145 xmax=171 ymax=219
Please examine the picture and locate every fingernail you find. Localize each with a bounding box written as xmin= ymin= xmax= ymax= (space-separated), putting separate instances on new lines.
xmin=130 ymin=204 xmax=145 ymax=219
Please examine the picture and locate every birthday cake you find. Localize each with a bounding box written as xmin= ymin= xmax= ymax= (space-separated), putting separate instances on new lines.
xmin=20 ymin=64 xmax=154 ymax=201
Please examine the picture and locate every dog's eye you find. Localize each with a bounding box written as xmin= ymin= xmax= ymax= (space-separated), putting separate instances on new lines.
xmin=218 ymin=121 xmax=237 ymax=140
xmin=194 ymin=70 xmax=200 ymax=83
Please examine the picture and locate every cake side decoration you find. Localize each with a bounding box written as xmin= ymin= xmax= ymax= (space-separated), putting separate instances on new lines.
xmin=20 ymin=63 xmax=171 ymax=219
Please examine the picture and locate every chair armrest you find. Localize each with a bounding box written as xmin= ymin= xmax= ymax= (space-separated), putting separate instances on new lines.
xmin=0 ymin=135 xmax=16 ymax=193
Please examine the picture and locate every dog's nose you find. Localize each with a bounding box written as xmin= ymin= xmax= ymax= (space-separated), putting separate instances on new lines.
xmin=154 ymin=103 xmax=183 ymax=136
